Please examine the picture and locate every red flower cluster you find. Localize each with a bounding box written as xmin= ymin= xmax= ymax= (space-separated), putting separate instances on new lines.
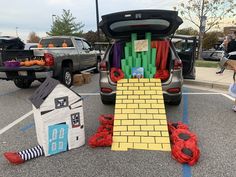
xmin=168 ymin=122 xmax=200 ymax=166
xmin=88 ymin=114 xmax=114 ymax=148
xmin=110 ymin=67 xmax=124 ymax=83
xmin=154 ymin=70 xmax=169 ymax=81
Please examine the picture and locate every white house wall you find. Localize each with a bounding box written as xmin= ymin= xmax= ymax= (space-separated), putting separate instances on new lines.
xmin=32 ymin=105 xmax=44 ymax=146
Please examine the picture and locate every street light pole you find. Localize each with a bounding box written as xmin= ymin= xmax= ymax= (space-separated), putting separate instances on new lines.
xmin=95 ymin=0 xmax=100 ymax=42
xmin=52 ymin=14 xmax=56 ymax=25
xmin=15 ymin=27 xmax=19 ymax=37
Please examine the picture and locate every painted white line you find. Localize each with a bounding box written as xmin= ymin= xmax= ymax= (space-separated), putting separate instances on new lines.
xmin=79 ymin=93 xmax=100 ymax=96
xmin=0 ymin=110 xmax=33 ymax=135
xmin=221 ymin=93 xmax=235 ymax=101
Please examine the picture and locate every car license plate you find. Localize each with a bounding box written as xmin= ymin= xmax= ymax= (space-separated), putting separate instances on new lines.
xmin=18 ymin=71 xmax=27 ymax=76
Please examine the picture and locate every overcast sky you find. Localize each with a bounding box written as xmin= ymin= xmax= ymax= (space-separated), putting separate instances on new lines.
xmin=1 ymin=0 xmax=184 ymax=41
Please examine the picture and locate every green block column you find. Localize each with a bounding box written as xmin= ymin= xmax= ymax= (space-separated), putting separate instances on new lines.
xmin=131 ymin=33 xmax=137 ymax=67
xmin=151 ymin=48 xmax=157 ymax=67
xmin=145 ymin=32 xmax=152 ymax=67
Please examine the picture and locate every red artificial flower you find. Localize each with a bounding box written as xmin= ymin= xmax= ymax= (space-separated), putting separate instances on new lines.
xmin=99 ymin=114 xmax=114 ymax=126
xmin=110 ymin=67 xmax=124 ymax=83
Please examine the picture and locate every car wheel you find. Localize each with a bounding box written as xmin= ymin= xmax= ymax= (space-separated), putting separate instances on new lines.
xmin=60 ymin=67 xmax=73 ymax=87
xmin=101 ymin=95 xmax=114 ymax=105
xmin=168 ymin=95 xmax=182 ymax=106
xmin=13 ymin=79 xmax=33 ymax=89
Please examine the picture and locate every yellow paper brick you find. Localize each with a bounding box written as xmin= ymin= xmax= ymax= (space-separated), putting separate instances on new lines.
xmin=161 ymin=131 xmax=169 ymax=137
xmin=148 ymin=144 xmax=162 ymax=150
xmin=128 ymin=126 xmax=140 ymax=131
xmin=121 ymin=131 xmax=135 ymax=136
xmin=118 ymin=79 xmax=128 ymax=83
xmin=158 ymin=100 xmax=164 ymax=104
xmin=134 ymin=90 xmax=145 ymax=95
xmin=162 ymin=144 xmax=171 ymax=151
xmin=139 ymin=104 xmax=151 ymax=109
xmin=113 ymin=126 xmax=127 ymax=131
xmin=141 ymin=137 xmax=155 ymax=143
xmin=113 ymin=136 xmax=127 ymax=142
xmin=122 ymin=109 xmax=134 ymax=114
xmin=123 ymin=99 xmax=133 ymax=103
xmin=120 ymin=142 xmax=133 ymax=149
xmin=140 ymin=114 xmax=153 ymax=119
xmin=155 ymin=91 xmax=163 ymax=94
xmin=123 ymin=91 xmax=133 ymax=95
xmin=135 ymin=109 xmax=147 ymax=114
xmin=146 ymin=109 xmax=158 ymax=114
xmin=116 ymin=95 xmax=127 ymax=99
xmin=129 ymin=79 xmax=139 ymax=83
xmin=150 ymin=78 xmax=161 ymax=83
xmin=128 ymin=136 xmax=141 ymax=143
xmin=153 ymin=114 xmax=166 ymax=119
xmin=114 ymin=120 xmax=121 ymax=126
xmin=151 ymin=95 xmax=163 ymax=99
xmin=128 ymin=95 xmax=139 ymax=99
xmin=128 ymin=114 xmax=141 ymax=119
xmin=133 ymin=143 xmax=148 ymax=150
xmin=116 ymin=100 xmax=122 ymax=104
xmin=155 ymin=83 xmax=162 ymax=86
xmin=118 ymin=87 xmax=128 ymax=91
xmin=122 ymin=120 xmax=134 ymax=125
xmin=134 ymin=83 xmax=144 ymax=87
xmin=155 ymin=125 xmax=168 ymax=131
xmin=127 ymin=104 xmax=139 ymax=109
xmin=141 ymin=126 xmax=154 ymax=131
xmin=115 ymin=109 xmax=122 ymax=114
xmin=115 ymin=114 xmax=128 ymax=119
xmin=133 ymin=99 xmax=146 ymax=104
xmin=139 ymin=87 xmax=150 ymax=90
xmin=160 ymin=120 xmax=167 ymax=125
xmin=135 ymin=131 xmax=148 ymax=136
xmin=159 ymin=109 xmax=166 ymax=114
xmin=140 ymin=95 xmax=151 ymax=99
xmin=155 ymin=137 xmax=170 ymax=143
xmin=150 ymin=87 xmax=162 ymax=91
xmin=111 ymin=143 xmax=120 ymax=150
xmin=146 ymin=100 xmax=158 ymax=104
xmin=151 ymin=104 xmax=165 ymax=109
xmin=123 ymin=83 xmax=134 ymax=87
xmin=116 ymin=104 xmax=127 ymax=109
xmin=134 ymin=120 xmax=147 ymax=125
xmin=145 ymin=83 xmax=156 ymax=86
xmin=147 ymin=120 xmax=160 ymax=125
xmin=116 ymin=91 xmax=123 ymax=95
xmin=149 ymin=131 xmax=161 ymax=136
xmin=139 ymin=78 xmax=150 ymax=82
xmin=113 ymin=132 xmax=121 ymax=136
xmin=145 ymin=90 xmax=157 ymax=95
xmin=129 ymin=87 xmax=139 ymax=90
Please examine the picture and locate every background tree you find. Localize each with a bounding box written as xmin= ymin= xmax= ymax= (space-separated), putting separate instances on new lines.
xmin=203 ymin=31 xmax=224 ymax=50
xmin=82 ymin=30 xmax=108 ymax=44
xmin=47 ymin=9 xmax=84 ymax=36
xmin=175 ymin=0 xmax=236 ymax=59
xmin=27 ymin=32 xmax=40 ymax=43
xmin=176 ymin=27 xmax=198 ymax=35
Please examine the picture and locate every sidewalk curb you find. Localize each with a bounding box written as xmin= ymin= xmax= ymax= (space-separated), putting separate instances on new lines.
xmin=184 ymin=79 xmax=229 ymax=91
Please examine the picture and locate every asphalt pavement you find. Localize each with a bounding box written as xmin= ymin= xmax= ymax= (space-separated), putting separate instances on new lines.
xmin=0 ymin=73 xmax=236 ymax=177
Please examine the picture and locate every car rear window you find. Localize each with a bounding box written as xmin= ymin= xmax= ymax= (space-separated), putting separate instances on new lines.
xmin=110 ymin=19 xmax=170 ymax=32
xmin=40 ymin=38 xmax=74 ymax=48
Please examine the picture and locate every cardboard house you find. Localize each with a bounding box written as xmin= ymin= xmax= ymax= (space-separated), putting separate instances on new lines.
xmin=29 ymin=77 xmax=85 ymax=156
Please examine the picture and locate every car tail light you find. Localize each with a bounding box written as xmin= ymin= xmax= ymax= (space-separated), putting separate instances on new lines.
xmin=44 ymin=53 xmax=54 ymax=66
xmin=100 ymin=61 xmax=107 ymax=71
xmin=167 ymin=87 xmax=181 ymax=93
xmin=174 ymin=58 xmax=182 ymax=70
xmin=101 ymin=87 xmax=113 ymax=93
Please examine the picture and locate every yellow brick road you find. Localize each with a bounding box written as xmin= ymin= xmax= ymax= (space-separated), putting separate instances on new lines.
xmin=112 ymin=78 xmax=171 ymax=151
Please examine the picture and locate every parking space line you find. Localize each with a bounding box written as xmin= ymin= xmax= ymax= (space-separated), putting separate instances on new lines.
xmin=0 ymin=110 xmax=33 ymax=135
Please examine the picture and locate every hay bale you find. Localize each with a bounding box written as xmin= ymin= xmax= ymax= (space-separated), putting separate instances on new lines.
xmin=73 ymin=74 xmax=84 ymax=86
xmin=82 ymin=72 xmax=92 ymax=84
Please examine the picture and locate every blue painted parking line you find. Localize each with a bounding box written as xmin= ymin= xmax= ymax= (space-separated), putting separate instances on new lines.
xmin=182 ymin=88 xmax=192 ymax=177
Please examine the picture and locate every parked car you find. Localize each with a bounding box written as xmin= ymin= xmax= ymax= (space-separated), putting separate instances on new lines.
xmin=0 ymin=36 xmax=101 ymax=88
xmin=201 ymin=48 xmax=224 ymax=61
xmin=99 ymin=10 xmax=196 ymax=105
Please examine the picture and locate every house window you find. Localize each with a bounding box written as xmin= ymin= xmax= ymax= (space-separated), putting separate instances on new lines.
xmin=52 ymin=129 xmax=57 ymax=140
xmin=59 ymin=142 xmax=64 ymax=150
xmin=71 ymin=113 xmax=80 ymax=128
xmin=55 ymin=96 xmax=69 ymax=109
xmin=52 ymin=142 xmax=57 ymax=151
xmin=59 ymin=128 xmax=64 ymax=138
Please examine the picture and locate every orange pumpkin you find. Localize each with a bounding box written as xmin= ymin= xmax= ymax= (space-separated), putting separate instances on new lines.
xmin=24 ymin=61 xmax=31 ymax=67
xmin=20 ymin=62 xmax=25 ymax=66
xmin=36 ymin=60 xmax=45 ymax=66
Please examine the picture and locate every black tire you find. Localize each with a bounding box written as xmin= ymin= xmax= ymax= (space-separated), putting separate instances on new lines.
xmin=13 ymin=79 xmax=33 ymax=89
xmin=101 ymin=95 xmax=113 ymax=105
xmin=168 ymin=96 xmax=182 ymax=106
xmin=60 ymin=67 xmax=73 ymax=87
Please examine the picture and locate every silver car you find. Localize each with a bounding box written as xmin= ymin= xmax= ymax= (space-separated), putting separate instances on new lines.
xmin=98 ymin=10 xmax=195 ymax=105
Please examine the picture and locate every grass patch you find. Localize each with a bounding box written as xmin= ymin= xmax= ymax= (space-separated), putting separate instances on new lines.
xmin=195 ymin=60 xmax=219 ymax=68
